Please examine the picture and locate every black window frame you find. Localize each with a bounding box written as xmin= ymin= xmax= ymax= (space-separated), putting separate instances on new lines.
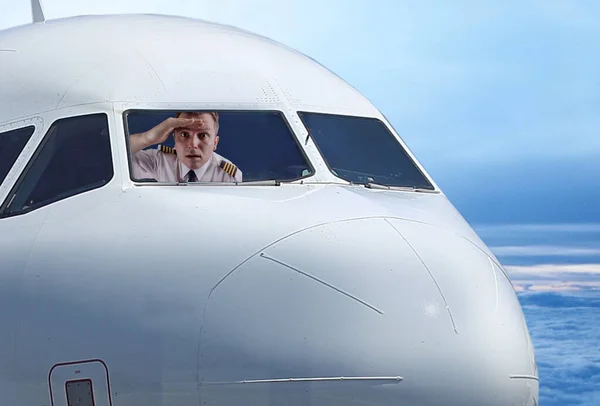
xmin=297 ymin=111 xmax=435 ymax=190
xmin=0 ymin=125 xmax=36 ymax=187
xmin=0 ymin=113 xmax=114 ymax=218
xmin=122 ymin=109 xmax=316 ymax=184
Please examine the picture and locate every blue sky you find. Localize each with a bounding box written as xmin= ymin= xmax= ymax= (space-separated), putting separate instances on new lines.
xmin=1 ymin=1 xmax=599 ymax=403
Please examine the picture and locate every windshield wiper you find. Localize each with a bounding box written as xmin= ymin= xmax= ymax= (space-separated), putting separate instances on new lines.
xmin=184 ymin=180 xmax=281 ymax=186
xmin=235 ymin=180 xmax=281 ymax=186
xmin=364 ymin=181 xmax=438 ymax=193
xmin=140 ymin=180 xmax=282 ymax=186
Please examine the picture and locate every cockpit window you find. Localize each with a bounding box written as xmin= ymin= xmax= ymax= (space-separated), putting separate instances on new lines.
xmin=298 ymin=112 xmax=434 ymax=190
xmin=124 ymin=110 xmax=313 ymax=184
xmin=0 ymin=126 xmax=35 ymax=186
xmin=0 ymin=114 xmax=113 ymax=217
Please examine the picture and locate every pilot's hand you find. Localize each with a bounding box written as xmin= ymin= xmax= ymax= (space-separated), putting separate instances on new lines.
xmin=129 ymin=117 xmax=207 ymax=154
xmin=143 ymin=117 xmax=204 ymax=146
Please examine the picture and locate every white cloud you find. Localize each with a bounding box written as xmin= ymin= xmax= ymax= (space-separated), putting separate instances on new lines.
xmin=513 ymin=281 xmax=600 ymax=293
xmin=507 ymin=263 xmax=600 ymax=292
xmin=506 ymin=264 xmax=600 ymax=275
xmin=492 ymin=246 xmax=600 ymax=257
xmin=475 ymin=223 xmax=600 ymax=234
xmin=476 ymin=223 xmax=600 ymax=292
xmin=473 ymin=224 xmax=600 ymax=249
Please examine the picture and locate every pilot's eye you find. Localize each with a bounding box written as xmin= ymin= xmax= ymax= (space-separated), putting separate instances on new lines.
xmin=180 ymin=132 xmax=189 ymax=137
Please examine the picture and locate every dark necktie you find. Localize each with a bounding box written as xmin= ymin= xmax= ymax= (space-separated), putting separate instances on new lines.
xmin=187 ymin=170 xmax=198 ymax=182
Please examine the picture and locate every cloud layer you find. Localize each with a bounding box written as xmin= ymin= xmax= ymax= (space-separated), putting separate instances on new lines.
xmin=520 ymin=292 xmax=600 ymax=406
xmin=476 ymin=222 xmax=600 ymax=403
xmin=475 ymin=223 xmax=600 ymax=293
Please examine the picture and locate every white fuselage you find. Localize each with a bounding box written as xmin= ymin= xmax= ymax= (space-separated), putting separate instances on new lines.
xmin=0 ymin=13 xmax=538 ymax=406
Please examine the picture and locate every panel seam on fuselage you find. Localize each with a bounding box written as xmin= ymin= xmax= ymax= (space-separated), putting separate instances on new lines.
xmin=259 ymin=252 xmax=383 ymax=315
xmin=384 ymin=218 xmax=459 ymax=335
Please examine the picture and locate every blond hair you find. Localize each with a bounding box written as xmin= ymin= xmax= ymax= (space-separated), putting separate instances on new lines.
xmin=176 ymin=111 xmax=219 ymax=130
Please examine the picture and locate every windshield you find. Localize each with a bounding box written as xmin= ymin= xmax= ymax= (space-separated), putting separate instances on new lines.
xmin=297 ymin=112 xmax=434 ymax=189
xmin=124 ymin=110 xmax=313 ymax=184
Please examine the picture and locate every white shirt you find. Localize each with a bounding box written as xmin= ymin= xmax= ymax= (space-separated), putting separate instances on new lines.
xmin=131 ymin=147 xmax=243 ymax=183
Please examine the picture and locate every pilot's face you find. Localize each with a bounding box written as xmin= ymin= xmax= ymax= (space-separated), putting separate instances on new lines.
xmin=173 ymin=112 xmax=219 ymax=169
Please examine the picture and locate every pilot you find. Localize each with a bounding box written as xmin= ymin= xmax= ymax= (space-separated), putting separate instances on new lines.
xmin=129 ymin=111 xmax=242 ymax=183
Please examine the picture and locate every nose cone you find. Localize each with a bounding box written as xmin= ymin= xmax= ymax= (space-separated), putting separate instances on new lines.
xmin=197 ymin=217 xmax=538 ymax=405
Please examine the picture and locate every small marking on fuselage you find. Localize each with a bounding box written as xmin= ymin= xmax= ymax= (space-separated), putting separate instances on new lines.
xmin=198 ymin=376 xmax=403 ymax=386
xmin=509 ymin=374 xmax=539 ymax=381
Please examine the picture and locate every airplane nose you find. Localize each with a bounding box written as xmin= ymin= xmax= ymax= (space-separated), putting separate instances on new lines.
xmin=197 ymin=217 xmax=538 ymax=406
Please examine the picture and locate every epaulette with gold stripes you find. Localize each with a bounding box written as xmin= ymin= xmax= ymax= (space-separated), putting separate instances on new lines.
xmin=219 ymin=160 xmax=238 ymax=178
xmin=158 ymin=145 xmax=176 ymax=155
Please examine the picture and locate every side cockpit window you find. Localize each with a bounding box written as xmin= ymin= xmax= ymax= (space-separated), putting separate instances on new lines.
xmin=0 ymin=126 xmax=35 ymax=185
xmin=0 ymin=114 xmax=113 ymax=217
xmin=298 ymin=112 xmax=434 ymax=190
xmin=124 ymin=110 xmax=313 ymax=184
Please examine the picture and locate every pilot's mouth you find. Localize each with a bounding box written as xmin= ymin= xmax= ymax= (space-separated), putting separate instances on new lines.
xmin=186 ymin=155 xmax=202 ymax=158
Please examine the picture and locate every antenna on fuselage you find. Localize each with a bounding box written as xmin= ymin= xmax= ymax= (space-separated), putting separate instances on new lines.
xmin=31 ymin=0 xmax=46 ymax=23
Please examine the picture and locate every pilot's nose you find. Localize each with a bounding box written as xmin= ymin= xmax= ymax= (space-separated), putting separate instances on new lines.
xmin=197 ymin=217 xmax=538 ymax=406
xmin=191 ymin=134 xmax=202 ymax=148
